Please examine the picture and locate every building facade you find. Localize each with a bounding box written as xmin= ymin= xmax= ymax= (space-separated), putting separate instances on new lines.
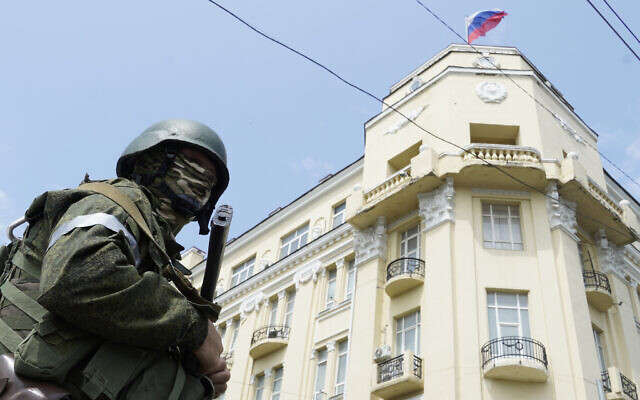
xmin=184 ymin=44 xmax=640 ymax=400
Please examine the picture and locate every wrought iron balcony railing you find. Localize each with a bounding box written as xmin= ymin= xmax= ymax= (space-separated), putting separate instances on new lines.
xmin=251 ymin=325 xmax=291 ymax=345
xmin=602 ymin=370 xmax=611 ymax=393
xmin=481 ymin=336 xmax=548 ymax=368
xmin=583 ymin=270 xmax=612 ymax=293
xmin=377 ymin=353 xmax=423 ymax=384
xmin=386 ymin=257 xmax=425 ymax=281
xmin=621 ymin=372 xmax=639 ymax=400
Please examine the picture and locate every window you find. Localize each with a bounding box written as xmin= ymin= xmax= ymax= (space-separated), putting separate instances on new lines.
xmin=254 ymin=374 xmax=265 ymax=400
xmin=271 ymin=367 xmax=283 ymax=400
xmin=400 ymin=225 xmax=420 ymax=258
xmin=470 ymin=123 xmax=519 ymax=145
xmin=218 ymin=324 xmax=226 ymax=346
xmin=487 ymin=292 xmax=530 ymax=339
xmin=396 ymin=311 xmax=421 ymax=355
xmin=280 ymin=224 xmax=309 ymax=259
xmin=332 ymin=202 xmax=346 ymax=228
xmin=229 ymin=319 xmax=240 ymax=351
xmin=344 ymin=261 xmax=356 ymax=300
xmin=231 ymin=257 xmax=255 ymax=287
xmin=284 ymin=290 xmax=295 ymax=327
xmin=269 ymin=298 xmax=278 ymax=326
xmin=334 ymin=341 xmax=348 ymax=395
xmin=482 ymin=203 xmax=523 ymax=250
xmin=593 ymin=328 xmax=607 ymax=373
xmin=314 ymin=349 xmax=328 ymax=399
xmin=326 ymin=269 xmax=337 ymax=308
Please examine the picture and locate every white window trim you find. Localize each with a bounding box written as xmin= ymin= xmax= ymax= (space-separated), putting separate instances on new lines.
xmin=482 ymin=203 xmax=523 ymax=251
xmin=231 ymin=257 xmax=255 ymax=287
xmin=332 ymin=202 xmax=346 ymax=228
xmin=400 ymin=225 xmax=420 ymax=259
xmin=280 ymin=224 xmax=310 ymax=259
xmin=334 ymin=340 xmax=348 ymax=395
xmin=271 ymin=367 xmax=283 ymax=400
xmin=395 ymin=311 xmax=421 ymax=356
xmin=487 ymin=292 xmax=530 ymax=339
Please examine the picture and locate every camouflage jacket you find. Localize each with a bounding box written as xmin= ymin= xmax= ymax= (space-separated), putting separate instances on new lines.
xmin=1 ymin=178 xmax=208 ymax=352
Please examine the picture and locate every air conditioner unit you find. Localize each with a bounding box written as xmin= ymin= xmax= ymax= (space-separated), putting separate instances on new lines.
xmin=373 ymin=345 xmax=391 ymax=362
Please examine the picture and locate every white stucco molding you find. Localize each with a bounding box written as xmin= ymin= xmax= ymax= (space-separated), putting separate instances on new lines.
xmin=240 ymin=291 xmax=266 ymax=318
xmin=546 ymin=183 xmax=579 ymax=241
xmin=476 ymin=81 xmax=507 ymax=103
xmin=418 ymin=177 xmax=455 ymax=232
xmin=292 ymin=259 xmax=323 ymax=289
xmin=353 ymin=216 xmax=387 ymax=266
xmin=597 ymin=230 xmax=629 ymax=284
xmin=384 ymin=105 xmax=427 ymax=135
xmin=552 ymin=113 xmax=587 ymax=145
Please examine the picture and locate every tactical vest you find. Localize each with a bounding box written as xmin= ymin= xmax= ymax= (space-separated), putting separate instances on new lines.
xmin=0 ymin=182 xmax=212 ymax=400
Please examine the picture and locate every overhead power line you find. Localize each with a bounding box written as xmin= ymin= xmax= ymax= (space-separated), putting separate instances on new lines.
xmin=412 ymin=0 xmax=640 ymax=193
xmin=204 ymin=0 xmax=636 ymax=241
xmin=601 ymin=0 xmax=640 ymax=45
xmin=583 ymin=0 xmax=640 ymax=63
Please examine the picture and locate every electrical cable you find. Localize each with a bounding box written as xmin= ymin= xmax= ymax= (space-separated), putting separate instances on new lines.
xmin=583 ymin=0 xmax=640 ymax=62
xmin=204 ymin=0 xmax=636 ymax=241
xmin=601 ymin=0 xmax=640 ymax=45
xmin=413 ymin=0 xmax=640 ymax=193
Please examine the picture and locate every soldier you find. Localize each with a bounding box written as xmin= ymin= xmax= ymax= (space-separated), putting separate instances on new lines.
xmin=0 ymin=119 xmax=231 ymax=399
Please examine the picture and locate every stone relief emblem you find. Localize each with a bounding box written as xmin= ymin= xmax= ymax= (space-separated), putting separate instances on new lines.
xmin=476 ymin=81 xmax=507 ymax=103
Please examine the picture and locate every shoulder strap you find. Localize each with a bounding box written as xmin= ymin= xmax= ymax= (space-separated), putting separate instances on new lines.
xmin=79 ymin=182 xmax=170 ymax=264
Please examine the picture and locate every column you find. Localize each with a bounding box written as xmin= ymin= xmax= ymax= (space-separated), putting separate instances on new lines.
xmin=345 ymin=216 xmax=387 ymax=399
xmin=418 ymin=178 xmax=457 ymax=400
xmin=545 ymin=183 xmax=599 ymax=399
xmin=325 ymin=340 xmax=337 ymax=397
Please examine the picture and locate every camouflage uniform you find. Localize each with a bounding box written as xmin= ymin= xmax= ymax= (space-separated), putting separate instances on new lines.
xmin=1 ymin=119 xmax=229 ymax=399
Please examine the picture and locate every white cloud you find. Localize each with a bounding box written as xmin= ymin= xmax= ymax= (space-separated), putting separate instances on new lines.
xmin=291 ymin=156 xmax=334 ymax=178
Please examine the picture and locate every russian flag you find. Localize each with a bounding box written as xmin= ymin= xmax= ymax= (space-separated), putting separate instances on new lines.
xmin=467 ymin=9 xmax=508 ymax=44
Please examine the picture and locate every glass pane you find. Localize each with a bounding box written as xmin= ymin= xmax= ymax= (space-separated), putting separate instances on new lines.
xmin=404 ymin=313 xmax=417 ymax=327
xmin=300 ymin=233 xmax=308 ymax=246
xmin=493 ymin=204 xmax=508 ymax=216
xmin=336 ymin=355 xmax=347 ymax=383
xmin=519 ymin=294 xmax=528 ymax=307
xmin=500 ymin=325 xmax=519 ymax=337
xmin=315 ymin=364 xmax=326 ymax=392
xmin=511 ymin=217 xmax=523 ymax=243
xmin=396 ymin=332 xmax=402 ymax=355
xmin=290 ymin=241 xmax=299 ymax=253
xmin=482 ymin=203 xmax=491 ymax=214
xmin=405 ymin=329 xmax=416 ymax=353
xmin=495 ymin=217 xmax=510 ymax=242
xmin=497 ymin=293 xmax=517 ymax=307
xmin=520 ymin=310 xmax=531 ymax=337
xmin=487 ymin=292 xmax=496 ymax=306
xmin=483 ymin=216 xmax=492 ymax=245
xmin=498 ymin=308 xmax=519 ymax=324
xmin=488 ymin=308 xmax=497 ymax=339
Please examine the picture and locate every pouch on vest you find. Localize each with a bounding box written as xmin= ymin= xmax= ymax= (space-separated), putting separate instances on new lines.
xmin=14 ymin=314 xmax=102 ymax=385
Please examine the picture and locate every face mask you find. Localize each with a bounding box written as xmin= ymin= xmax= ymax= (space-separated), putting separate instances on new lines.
xmin=132 ymin=147 xmax=217 ymax=234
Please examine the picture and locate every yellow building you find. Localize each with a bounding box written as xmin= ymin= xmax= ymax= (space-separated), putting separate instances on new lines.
xmin=184 ymin=44 xmax=640 ymax=400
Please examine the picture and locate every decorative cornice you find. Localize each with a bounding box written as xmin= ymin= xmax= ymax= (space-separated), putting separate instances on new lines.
xmin=546 ymin=183 xmax=578 ymax=241
xmin=418 ymin=178 xmax=455 ymax=232
xmin=353 ymin=216 xmax=387 ymax=265
xmin=476 ymin=81 xmax=507 ymax=103
xmin=597 ymin=229 xmax=628 ymax=283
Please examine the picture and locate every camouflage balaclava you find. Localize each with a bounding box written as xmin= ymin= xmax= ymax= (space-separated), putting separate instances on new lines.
xmin=132 ymin=146 xmax=217 ymax=234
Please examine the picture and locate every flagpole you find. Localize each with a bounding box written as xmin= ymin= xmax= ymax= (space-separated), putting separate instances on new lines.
xmin=464 ymin=15 xmax=469 ymax=44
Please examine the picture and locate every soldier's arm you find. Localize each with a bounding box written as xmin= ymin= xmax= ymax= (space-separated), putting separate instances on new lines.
xmin=38 ymin=194 xmax=208 ymax=351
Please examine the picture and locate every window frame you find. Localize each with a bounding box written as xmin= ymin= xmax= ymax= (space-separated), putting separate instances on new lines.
xmin=332 ymin=201 xmax=346 ymax=228
xmin=313 ymin=348 xmax=328 ymax=399
xmin=344 ymin=260 xmax=356 ymax=300
xmin=325 ymin=269 xmax=337 ymax=309
xmin=254 ymin=374 xmax=265 ymax=400
xmin=284 ymin=290 xmax=296 ymax=327
xmin=271 ymin=366 xmax=283 ymax=400
xmin=280 ymin=224 xmax=309 ymax=259
xmin=334 ymin=340 xmax=349 ymax=395
xmin=395 ymin=310 xmax=421 ymax=356
xmin=231 ymin=257 xmax=256 ymax=287
xmin=486 ymin=291 xmax=530 ymax=339
xmin=400 ymin=225 xmax=420 ymax=259
xmin=482 ymin=202 xmax=524 ymax=251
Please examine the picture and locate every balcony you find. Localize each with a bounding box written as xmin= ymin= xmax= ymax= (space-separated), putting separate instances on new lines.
xmin=481 ymin=336 xmax=549 ymax=382
xmin=371 ymin=350 xmax=423 ymax=399
xmin=385 ymin=258 xmax=425 ymax=297
xmin=583 ymin=271 xmax=614 ymax=312
xmin=601 ymin=368 xmax=638 ymax=400
xmin=249 ymin=325 xmax=290 ymax=359
xmin=462 ymin=144 xmax=542 ymax=166
xmin=364 ymin=165 xmax=412 ymax=206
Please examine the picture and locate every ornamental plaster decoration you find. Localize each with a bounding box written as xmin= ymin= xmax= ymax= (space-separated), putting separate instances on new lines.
xmin=327 ymin=340 xmax=336 ymax=352
xmin=473 ymin=55 xmax=500 ymax=69
xmin=311 ymin=218 xmax=326 ymax=240
xmin=260 ymin=250 xmax=273 ymax=270
xmin=353 ymin=216 xmax=387 ymax=265
xmin=293 ymin=259 xmax=323 ymax=289
xmin=240 ymin=291 xmax=266 ymax=317
xmin=408 ymin=76 xmax=423 ymax=93
xmin=384 ymin=105 xmax=427 ymax=135
xmin=418 ymin=177 xmax=455 ymax=232
xmin=545 ymin=183 xmax=578 ymax=240
xmin=596 ymin=229 xmax=627 ymax=282
xmin=476 ymin=81 xmax=507 ymax=103
xmin=552 ymin=113 xmax=587 ymax=145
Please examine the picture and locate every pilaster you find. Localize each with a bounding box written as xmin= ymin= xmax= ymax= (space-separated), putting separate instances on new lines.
xmin=418 ymin=177 xmax=455 ymax=233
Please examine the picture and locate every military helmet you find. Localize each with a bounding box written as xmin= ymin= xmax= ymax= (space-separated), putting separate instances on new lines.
xmin=117 ymin=119 xmax=229 ymax=234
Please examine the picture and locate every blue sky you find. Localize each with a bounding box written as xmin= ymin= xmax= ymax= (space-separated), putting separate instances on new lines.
xmin=1 ymin=1 xmax=639 ymax=252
